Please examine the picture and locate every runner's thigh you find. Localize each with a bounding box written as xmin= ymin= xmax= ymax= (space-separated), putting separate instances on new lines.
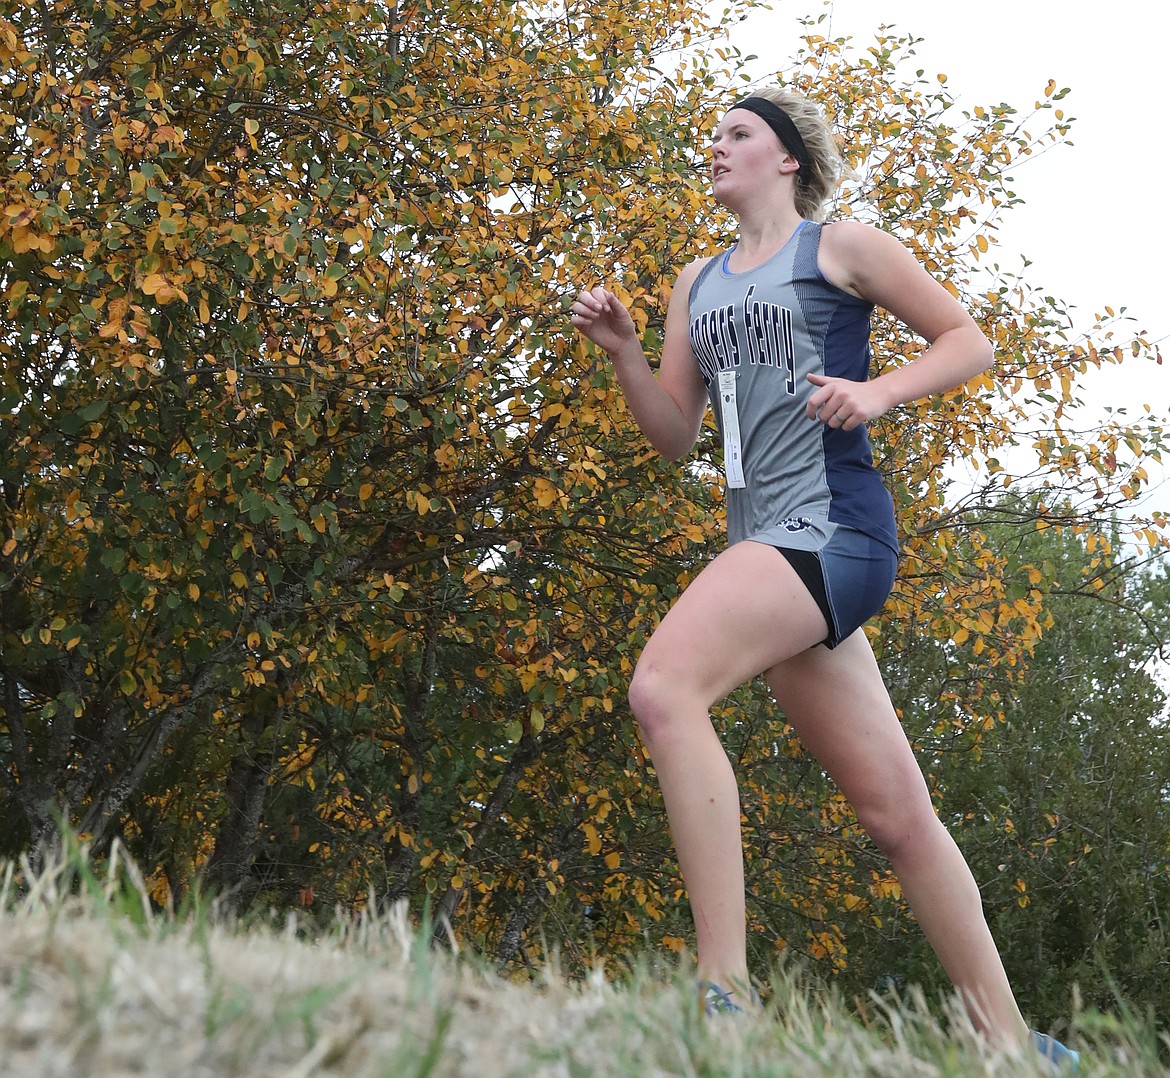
xmin=764 ymin=632 xmax=932 ymax=818
xmin=634 ymin=540 xmax=830 ymax=711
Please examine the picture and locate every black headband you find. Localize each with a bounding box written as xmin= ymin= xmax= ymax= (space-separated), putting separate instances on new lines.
xmin=728 ymin=96 xmax=813 ymax=185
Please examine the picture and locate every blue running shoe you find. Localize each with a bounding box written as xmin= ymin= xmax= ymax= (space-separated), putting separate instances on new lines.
xmin=703 ymin=982 xmax=741 ymax=1015
xmin=1031 ymin=1030 xmax=1080 ymax=1074
xmin=701 ymin=981 xmax=760 ymax=1016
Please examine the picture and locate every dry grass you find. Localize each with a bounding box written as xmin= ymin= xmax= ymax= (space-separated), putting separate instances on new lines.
xmin=0 ymin=844 xmax=1165 ymax=1077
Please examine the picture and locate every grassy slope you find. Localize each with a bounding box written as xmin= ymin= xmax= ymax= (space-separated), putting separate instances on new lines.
xmin=0 ymin=851 xmax=1165 ymax=1077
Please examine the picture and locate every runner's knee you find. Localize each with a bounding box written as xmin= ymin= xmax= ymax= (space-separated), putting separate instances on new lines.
xmin=627 ymin=659 xmax=666 ymax=735
xmin=854 ymin=788 xmax=941 ymax=861
xmin=628 ymin=655 xmax=693 ymax=740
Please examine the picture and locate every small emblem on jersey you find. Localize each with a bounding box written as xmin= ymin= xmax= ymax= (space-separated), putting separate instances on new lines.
xmin=780 ymin=517 xmax=813 ymax=532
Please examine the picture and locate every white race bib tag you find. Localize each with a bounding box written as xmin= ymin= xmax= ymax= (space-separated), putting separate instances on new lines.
xmin=717 ymin=369 xmax=746 ymax=489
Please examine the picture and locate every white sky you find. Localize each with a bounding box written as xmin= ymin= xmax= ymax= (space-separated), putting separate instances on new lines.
xmin=729 ymin=0 xmax=1170 ymax=519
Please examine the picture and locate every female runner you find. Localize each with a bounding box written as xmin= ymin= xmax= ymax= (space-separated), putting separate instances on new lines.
xmin=570 ymin=88 xmax=1078 ymax=1071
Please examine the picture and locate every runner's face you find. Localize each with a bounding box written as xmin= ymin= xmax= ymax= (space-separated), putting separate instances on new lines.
xmin=710 ymin=109 xmax=788 ymax=203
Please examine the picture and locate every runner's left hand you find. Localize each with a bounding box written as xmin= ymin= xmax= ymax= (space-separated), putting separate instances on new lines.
xmin=805 ymin=374 xmax=891 ymax=431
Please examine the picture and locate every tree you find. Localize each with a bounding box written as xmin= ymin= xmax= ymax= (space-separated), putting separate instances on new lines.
xmin=2 ymin=0 xmax=1166 ymax=981
xmin=0 ymin=0 xmax=736 ymax=933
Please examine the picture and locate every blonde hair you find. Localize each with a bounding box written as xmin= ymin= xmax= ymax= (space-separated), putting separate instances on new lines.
xmin=743 ymin=88 xmax=844 ymax=221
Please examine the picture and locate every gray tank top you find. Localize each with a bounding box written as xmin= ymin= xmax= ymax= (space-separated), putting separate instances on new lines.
xmin=688 ymin=220 xmax=898 ymax=554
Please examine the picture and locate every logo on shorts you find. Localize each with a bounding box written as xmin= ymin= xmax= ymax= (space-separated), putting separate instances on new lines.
xmin=780 ymin=517 xmax=813 ymax=532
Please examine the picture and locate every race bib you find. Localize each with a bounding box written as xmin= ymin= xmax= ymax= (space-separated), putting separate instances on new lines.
xmin=717 ymin=369 xmax=746 ymax=489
